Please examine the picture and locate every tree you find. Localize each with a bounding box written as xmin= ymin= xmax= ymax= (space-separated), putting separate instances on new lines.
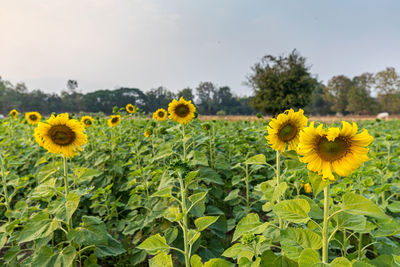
xmin=177 ymin=88 xmax=194 ymax=101
xmin=374 ymin=67 xmax=400 ymax=113
xmin=346 ymin=73 xmax=378 ymax=115
xmin=304 ymin=82 xmax=333 ymax=115
xmin=323 ymin=75 xmax=353 ymax=114
xmin=246 ymin=50 xmax=318 ymax=115
xmin=196 ymin=82 xmax=217 ymax=114
xmin=145 ymin=87 xmax=176 ymax=112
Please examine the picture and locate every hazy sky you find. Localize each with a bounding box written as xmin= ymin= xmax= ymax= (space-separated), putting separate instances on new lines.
xmin=1 ymin=0 xmax=399 ymax=95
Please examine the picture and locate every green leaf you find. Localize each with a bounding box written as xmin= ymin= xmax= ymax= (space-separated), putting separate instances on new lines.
xmin=224 ymin=189 xmax=241 ymax=202
xmin=152 ymin=144 xmax=173 ymax=161
xmin=308 ymin=171 xmax=333 ymax=197
xmin=281 ymin=227 xmax=322 ymax=261
xmin=191 ymin=254 xmax=204 ymax=267
xmin=18 ymin=212 xmax=59 ymax=243
xmin=272 ymin=182 xmax=287 ymax=203
xmin=204 ymin=258 xmax=235 ymax=267
xmin=352 ymin=260 xmax=375 ymax=267
xmin=342 ymin=193 xmax=388 ymax=218
xmin=151 ymin=187 xmax=172 ymax=198
xmin=245 ymin=154 xmax=266 ymax=165
xmin=334 ymin=212 xmax=366 ymax=231
xmin=195 ymin=216 xmax=219 ymax=231
xmin=198 ymin=167 xmax=224 ymax=185
xmin=54 ymin=246 xmax=77 ymax=267
xmin=3 ymin=246 xmax=21 ymax=264
xmin=137 ymin=234 xmax=170 ymax=255
xmin=65 ymin=192 xmax=80 ymax=221
xmin=192 ymin=151 xmax=209 ymax=166
xmin=73 ymin=167 xmax=102 ymax=184
xmin=232 ymin=213 xmax=268 ymax=242
xmin=31 ymin=246 xmax=55 ymax=267
xmin=387 ymin=201 xmax=400 ymax=213
xmin=260 ymin=250 xmax=298 ymax=267
xmin=188 ymin=230 xmax=201 ymax=245
xmin=68 ymin=216 xmax=108 ymax=245
xmin=273 ymin=199 xmax=310 ymax=224
xmin=149 ymin=252 xmax=173 ymax=267
xmin=298 ymin=249 xmax=320 ymax=267
xmin=95 ymin=234 xmax=126 ymax=257
xmin=331 ymin=257 xmax=352 ymax=267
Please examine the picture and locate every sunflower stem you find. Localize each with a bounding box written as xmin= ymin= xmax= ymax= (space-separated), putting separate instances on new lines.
xmin=0 ymin=154 xmax=10 ymax=211
xmin=322 ymin=185 xmax=330 ymax=264
xmin=245 ymin=163 xmax=250 ymax=211
xmin=63 ymin=155 xmax=72 ymax=231
xmin=178 ymin=173 xmax=190 ymax=267
xmin=276 ymin=150 xmax=283 ymax=229
xmin=182 ymin=124 xmax=187 ymax=161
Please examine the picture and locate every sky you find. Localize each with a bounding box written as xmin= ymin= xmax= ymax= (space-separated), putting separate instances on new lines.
xmin=0 ymin=0 xmax=399 ymax=96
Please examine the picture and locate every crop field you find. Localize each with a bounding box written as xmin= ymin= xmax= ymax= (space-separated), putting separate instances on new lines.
xmin=1 ymin=104 xmax=400 ymax=267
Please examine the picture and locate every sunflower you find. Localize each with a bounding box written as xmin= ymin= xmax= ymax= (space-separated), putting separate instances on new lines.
xmin=9 ymin=109 xmax=19 ymax=118
xmin=144 ymin=129 xmax=152 ymax=138
xmin=34 ymin=113 xmax=87 ymax=158
xmin=108 ymin=115 xmax=121 ymax=127
xmin=265 ymin=109 xmax=308 ymax=152
xmin=81 ymin=116 xmax=94 ymax=128
xmin=153 ymin=108 xmax=167 ymax=121
xmin=25 ymin=112 xmax=42 ymax=125
xmin=303 ymin=183 xmax=313 ymax=194
xmin=126 ymin=104 xmax=136 ymax=114
xmin=298 ymin=121 xmax=373 ymax=181
xmin=168 ymin=97 xmax=196 ymax=124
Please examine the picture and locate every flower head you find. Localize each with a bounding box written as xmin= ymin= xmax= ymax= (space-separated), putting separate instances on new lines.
xmin=298 ymin=121 xmax=373 ymax=181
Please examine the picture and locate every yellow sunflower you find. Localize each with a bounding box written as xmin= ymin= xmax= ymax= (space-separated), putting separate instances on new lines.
xmin=144 ymin=129 xmax=152 ymax=138
xmin=303 ymin=183 xmax=313 ymax=194
xmin=81 ymin=116 xmax=94 ymax=128
xmin=34 ymin=113 xmax=87 ymax=158
xmin=25 ymin=112 xmax=42 ymax=125
xmin=108 ymin=115 xmax=121 ymax=127
xmin=153 ymin=108 xmax=167 ymax=121
xmin=9 ymin=109 xmax=19 ymax=118
xmin=265 ymin=109 xmax=308 ymax=152
xmin=298 ymin=121 xmax=373 ymax=181
xmin=168 ymin=97 xmax=196 ymax=124
xmin=126 ymin=104 xmax=136 ymax=114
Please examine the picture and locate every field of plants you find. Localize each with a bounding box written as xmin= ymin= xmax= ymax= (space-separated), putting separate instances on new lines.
xmin=1 ymin=101 xmax=400 ymax=267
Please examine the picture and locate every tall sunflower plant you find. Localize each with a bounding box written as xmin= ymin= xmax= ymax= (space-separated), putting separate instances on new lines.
xmin=9 ymin=113 xmax=127 ymax=266
xmin=137 ymin=98 xmax=231 ymax=267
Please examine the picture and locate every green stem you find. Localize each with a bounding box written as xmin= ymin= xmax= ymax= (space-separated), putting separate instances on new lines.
xmin=358 ymin=233 xmax=362 ymax=260
xmin=245 ymin=164 xmax=249 ymax=210
xmin=63 ymin=156 xmax=72 ymax=230
xmin=182 ymin=124 xmax=186 ymax=161
xmin=276 ymin=151 xmax=282 ymax=228
xmin=178 ymin=174 xmax=190 ymax=267
xmin=322 ymin=185 xmax=330 ymax=264
xmin=342 ymin=230 xmax=347 ymax=257
xmin=0 ymin=155 xmax=10 ymax=211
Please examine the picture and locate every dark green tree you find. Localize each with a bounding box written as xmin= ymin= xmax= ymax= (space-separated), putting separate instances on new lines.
xmin=323 ymin=75 xmax=353 ymax=115
xmin=247 ymin=50 xmax=318 ymax=114
xmin=177 ymin=88 xmax=194 ymax=101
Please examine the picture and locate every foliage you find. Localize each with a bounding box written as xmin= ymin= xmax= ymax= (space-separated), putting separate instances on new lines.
xmin=247 ymin=50 xmax=319 ymax=115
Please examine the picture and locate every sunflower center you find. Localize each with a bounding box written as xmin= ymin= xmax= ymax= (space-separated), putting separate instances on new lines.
xmin=158 ymin=111 xmax=165 ymax=117
xmin=175 ymin=104 xmax=190 ymax=118
xmin=48 ymin=125 xmax=76 ymax=146
xmin=317 ymin=136 xmax=349 ymax=161
xmin=278 ymin=123 xmax=298 ymax=142
xmin=111 ymin=117 xmax=119 ymax=123
xmin=85 ymin=119 xmax=92 ymax=125
xmin=128 ymin=107 xmax=133 ymax=111
xmin=29 ymin=115 xmax=37 ymax=121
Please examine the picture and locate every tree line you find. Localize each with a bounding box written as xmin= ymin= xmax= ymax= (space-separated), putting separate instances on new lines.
xmin=248 ymin=50 xmax=400 ymax=115
xmin=1 ymin=50 xmax=400 ymax=116
xmin=0 ymin=79 xmax=253 ymax=116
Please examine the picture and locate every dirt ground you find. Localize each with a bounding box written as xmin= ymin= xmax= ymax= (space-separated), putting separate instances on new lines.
xmin=199 ymin=115 xmax=400 ymax=123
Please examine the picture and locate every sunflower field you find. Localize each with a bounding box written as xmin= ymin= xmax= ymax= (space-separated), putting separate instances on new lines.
xmin=1 ymin=99 xmax=400 ymax=267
